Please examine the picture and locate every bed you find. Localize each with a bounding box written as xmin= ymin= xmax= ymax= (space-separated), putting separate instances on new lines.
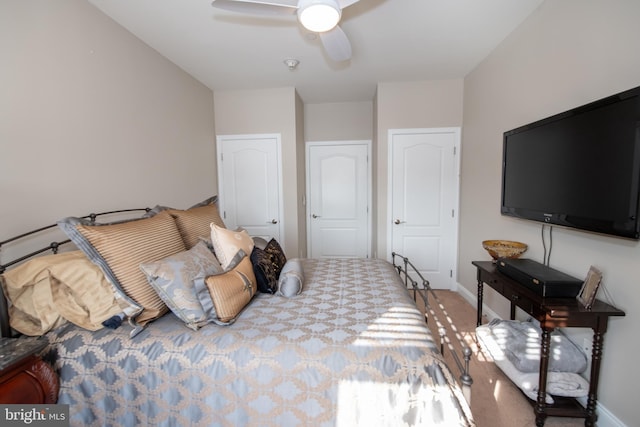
xmin=0 ymin=198 xmax=474 ymax=426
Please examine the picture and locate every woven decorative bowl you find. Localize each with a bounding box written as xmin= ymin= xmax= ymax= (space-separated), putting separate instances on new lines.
xmin=482 ymin=240 xmax=528 ymax=260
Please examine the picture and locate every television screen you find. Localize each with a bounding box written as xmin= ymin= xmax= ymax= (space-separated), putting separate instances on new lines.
xmin=501 ymin=86 xmax=640 ymax=239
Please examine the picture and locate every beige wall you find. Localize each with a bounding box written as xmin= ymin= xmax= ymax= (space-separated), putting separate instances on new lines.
xmin=374 ymin=79 xmax=464 ymax=258
xmin=460 ymin=1 xmax=640 ymax=424
xmin=304 ymin=102 xmax=374 ymax=141
xmin=1 ymin=0 xmax=215 ymax=258
xmin=213 ymin=87 xmax=305 ymax=257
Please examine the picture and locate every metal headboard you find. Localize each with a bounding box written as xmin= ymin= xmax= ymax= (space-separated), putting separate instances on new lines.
xmin=0 ymin=208 xmax=150 ymax=338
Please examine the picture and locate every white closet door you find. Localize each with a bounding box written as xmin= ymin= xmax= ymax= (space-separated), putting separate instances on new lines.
xmin=307 ymin=141 xmax=370 ymax=258
xmin=388 ymin=128 xmax=460 ymax=290
xmin=217 ymin=134 xmax=283 ymax=244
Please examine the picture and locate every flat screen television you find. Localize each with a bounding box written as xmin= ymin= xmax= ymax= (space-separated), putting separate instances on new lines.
xmin=501 ymin=85 xmax=640 ymax=240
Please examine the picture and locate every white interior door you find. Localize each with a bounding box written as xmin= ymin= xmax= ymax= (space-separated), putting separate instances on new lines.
xmin=388 ymin=128 xmax=460 ymax=290
xmin=307 ymin=141 xmax=371 ymax=258
xmin=217 ymin=134 xmax=283 ymax=244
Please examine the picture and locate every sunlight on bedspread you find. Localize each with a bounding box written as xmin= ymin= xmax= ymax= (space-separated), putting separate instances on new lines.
xmin=354 ymin=306 xmax=436 ymax=346
xmin=42 ymin=258 xmax=473 ymax=427
xmin=337 ymin=378 xmax=469 ymax=427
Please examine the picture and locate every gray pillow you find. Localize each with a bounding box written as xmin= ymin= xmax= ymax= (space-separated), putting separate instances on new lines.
xmin=140 ymin=240 xmax=223 ymax=330
xmin=277 ymin=259 xmax=304 ymax=297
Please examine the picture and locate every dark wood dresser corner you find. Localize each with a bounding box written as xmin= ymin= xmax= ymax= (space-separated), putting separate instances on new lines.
xmin=0 ymin=338 xmax=59 ymax=404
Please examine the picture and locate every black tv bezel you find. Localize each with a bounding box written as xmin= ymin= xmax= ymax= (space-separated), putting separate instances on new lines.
xmin=500 ymin=86 xmax=640 ymax=240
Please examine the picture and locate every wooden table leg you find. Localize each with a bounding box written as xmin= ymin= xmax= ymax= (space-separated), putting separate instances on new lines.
xmin=476 ymin=280 xmax=484 ymax=327
xmin=535 ymin=327 xmax=552 ymax=427
xmin=584 ymin=331 xmax=603 ymax=427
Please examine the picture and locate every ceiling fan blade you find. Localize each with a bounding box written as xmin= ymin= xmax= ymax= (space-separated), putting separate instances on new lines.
xmin=211 ymin=0 xmax=297 ymax=16
xmin=319 ymin=25 xmax=352 ymax=62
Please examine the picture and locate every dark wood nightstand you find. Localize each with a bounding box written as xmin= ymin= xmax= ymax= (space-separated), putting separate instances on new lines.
xmin=0 ymin=337 xmax=59 ymax=404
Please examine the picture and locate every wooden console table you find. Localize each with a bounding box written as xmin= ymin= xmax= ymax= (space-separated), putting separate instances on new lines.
xmin=472 ymin=261 xmax=625 ymax=427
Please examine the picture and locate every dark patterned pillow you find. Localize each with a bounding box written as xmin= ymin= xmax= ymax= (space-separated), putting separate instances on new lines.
xmin=264 ymin=238 xmax=287 ymax=272
xmin=250 ymin=238 xmax=287 ymax=294
xmin=250 ymin=247 xmax=276 ymax=293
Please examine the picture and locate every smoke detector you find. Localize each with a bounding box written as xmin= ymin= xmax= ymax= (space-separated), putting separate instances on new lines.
xmin=284 ymin=58 xmax=300 ymax=71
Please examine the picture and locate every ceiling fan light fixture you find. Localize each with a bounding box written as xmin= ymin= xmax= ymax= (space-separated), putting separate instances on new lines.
xmin=297 ymin=0 xmax=341 ymax=33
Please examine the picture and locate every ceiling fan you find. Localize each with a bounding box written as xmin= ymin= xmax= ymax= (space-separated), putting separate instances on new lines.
xmin=211 ymin=0 xmax=360 ymax=62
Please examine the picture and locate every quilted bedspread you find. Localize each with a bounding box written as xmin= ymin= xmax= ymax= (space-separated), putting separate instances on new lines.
xmin=43 ymin=258 xmax=474 ymax=426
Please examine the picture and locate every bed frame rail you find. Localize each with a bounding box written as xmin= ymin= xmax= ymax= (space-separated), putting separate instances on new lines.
xmin=392 ymin=252 xmax=473 ymax=403
xmin=0 ymin=208 xmax=150 ymax=338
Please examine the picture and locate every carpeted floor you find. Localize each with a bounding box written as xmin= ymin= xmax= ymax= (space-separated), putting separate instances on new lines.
xmin=414 ymin=289 xmax=586 ymax=427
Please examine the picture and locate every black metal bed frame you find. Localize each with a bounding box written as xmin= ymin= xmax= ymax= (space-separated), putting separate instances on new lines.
xmin=0 ymin=208 xmax=150 ymax=338
xmin=391 ymin=252 xmax=473 ymax=402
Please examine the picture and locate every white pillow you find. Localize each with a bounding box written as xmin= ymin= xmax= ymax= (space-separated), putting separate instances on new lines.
xmin=210 ymin=224 xmax=254 ymax=269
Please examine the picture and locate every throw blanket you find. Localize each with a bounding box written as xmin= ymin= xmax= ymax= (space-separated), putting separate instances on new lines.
xmin=476 ymin=324 xmax=589 ymax=403
xmin=486 ymin=319 xmax=587 ymax=373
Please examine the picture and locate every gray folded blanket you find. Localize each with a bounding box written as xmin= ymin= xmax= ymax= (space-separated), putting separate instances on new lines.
xmin=487 ymin=319 xmax=587 ymax=373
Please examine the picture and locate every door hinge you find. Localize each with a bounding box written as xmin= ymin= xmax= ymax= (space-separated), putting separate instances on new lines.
xmin=451 ymin=209 xmax=455 ymax=218
xmin=223 ymin=210 xmax=226 ymax=219
xmin=453 ymin=146 xmax=457 ymax=155
xmin=450 ymin=270 xmax=453 ymax=278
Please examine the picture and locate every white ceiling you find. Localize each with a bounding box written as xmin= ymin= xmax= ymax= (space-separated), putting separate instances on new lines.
xmin=87 ymin=0 xmax=544 ymax=104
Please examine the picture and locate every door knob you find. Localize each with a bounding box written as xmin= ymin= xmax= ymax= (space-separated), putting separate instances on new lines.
xmin=394 ymin=219 xmax=405 ymax=225
xmin=312 ymin=214 xmax=321 ymax=219
xmin=269 ymin=219 xmax=278 ymax=224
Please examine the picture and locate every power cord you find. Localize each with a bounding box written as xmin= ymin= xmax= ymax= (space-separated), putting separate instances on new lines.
xmin=598 ymin=280 xmax=617 ymax=307
xmin=541 ymin=224 xmax=553 ymax=266
xmin=541 ymin=225 xmax=616 ymax=307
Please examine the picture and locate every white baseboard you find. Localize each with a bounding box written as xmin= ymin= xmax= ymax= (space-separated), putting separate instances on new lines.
xmin=573 ymin=396 xmax=627 ymax=427
xmin=453 ymin=282 xmax=628 ymax=427
xmin=454 ymin=282 xmax=501 ymax=322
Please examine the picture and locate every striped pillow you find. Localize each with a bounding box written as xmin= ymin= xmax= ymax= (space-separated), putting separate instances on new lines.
xmin=169 ymin=203 xmax=226 ymax=249
xmin=60 ymin=211 xmax=186 ymax=333
xmin=194 ymin=250 xmax=256 ymax=325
